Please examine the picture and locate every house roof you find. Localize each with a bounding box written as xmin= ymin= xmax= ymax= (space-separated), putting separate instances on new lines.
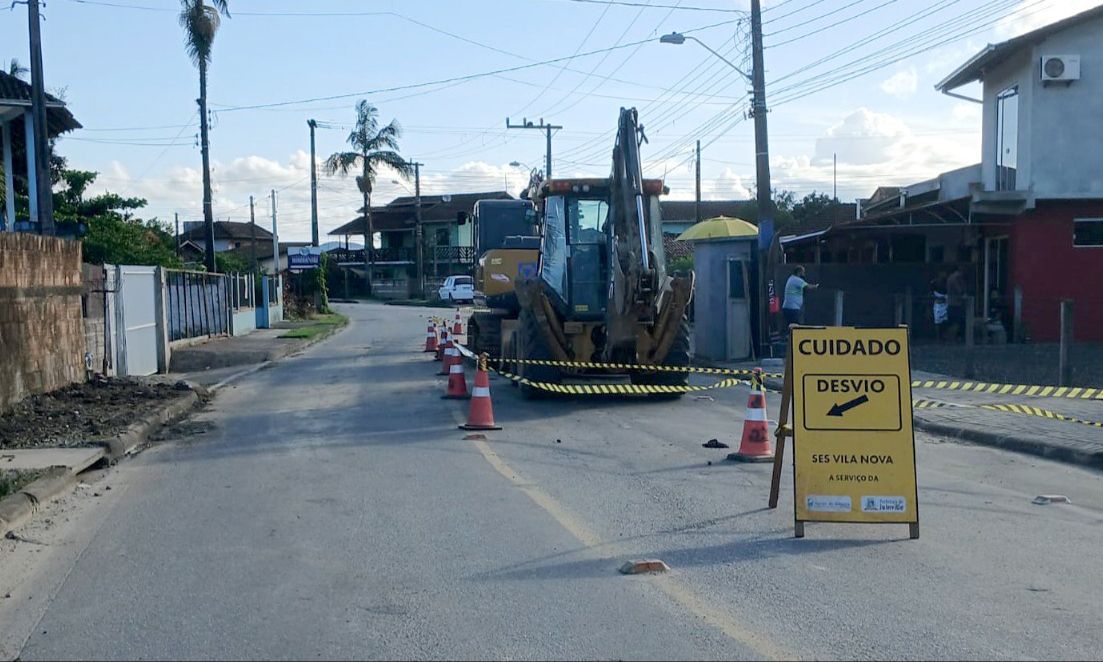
xmin=329 ymin=190 xmax=513 ymax=236
xmin=660 ymin=199 xmax=748 ymax=222
xmin=936 ymin=5 xmax=1103 ymax=91
xmin=221 ymin=241 xmax=310 ymax=261
xmin=0 ymin=71 xmax=82 ymax=134
xmin=178 ymin=220 xmax=274 ymax=242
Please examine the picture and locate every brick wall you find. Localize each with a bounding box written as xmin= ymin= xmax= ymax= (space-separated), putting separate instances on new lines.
xmin=0 ymin=234 xmax=86 ymax=411
xmin=82 ymin=263 xmax=110 ymax=376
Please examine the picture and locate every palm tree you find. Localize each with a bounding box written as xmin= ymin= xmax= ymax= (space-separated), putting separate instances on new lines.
xmin=324 ymin=100 xmax=413 ymax=296
xmin=7 ymin=58 xmax=29 ymax=79
xmin=179 ymin=0 xmax=230 ymax=273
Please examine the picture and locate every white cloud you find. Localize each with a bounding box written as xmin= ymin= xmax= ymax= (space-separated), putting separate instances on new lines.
xmin=996 ymin=0 xmax=1100 ymax=38
xmin=879 ymin=68 xmax=918 ymax=99
xmin=774 ymin=107 xmax=979 ymax=199
xmin=951 ymin=102 xmax=982 ymax=121
xmin=90 ymin=155 xmax=534 ymax=241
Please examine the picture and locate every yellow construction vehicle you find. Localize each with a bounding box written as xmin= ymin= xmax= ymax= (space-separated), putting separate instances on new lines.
xmin=466 ymin=108 xmax=695 ymax=397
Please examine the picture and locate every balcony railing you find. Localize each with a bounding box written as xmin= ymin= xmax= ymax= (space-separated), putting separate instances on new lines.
xmin=327 ymin=245 xmax=475 ymax=265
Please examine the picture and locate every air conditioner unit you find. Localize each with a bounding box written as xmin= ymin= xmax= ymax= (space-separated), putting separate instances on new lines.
xmin=1040 ymin=55 xmax=1080 ymax=83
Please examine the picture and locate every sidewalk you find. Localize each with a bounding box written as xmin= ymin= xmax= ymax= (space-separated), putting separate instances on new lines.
xmin=697 ymin=358 xmax=1103 ymax=470
xmin=166 ymin=318 xmax=344 ymax=386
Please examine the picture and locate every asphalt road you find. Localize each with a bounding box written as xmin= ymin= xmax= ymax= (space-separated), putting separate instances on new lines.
xmin=5 ymin=302 xmax=1103 ymax=660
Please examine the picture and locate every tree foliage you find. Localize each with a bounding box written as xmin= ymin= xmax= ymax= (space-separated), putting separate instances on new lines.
xmin=324 ymin=100 xmax=414 ymax=189
xmin=178 ymin=0 xmax=230 ymax=68
xmin=51 ymin=167 xmax=181 ymax=267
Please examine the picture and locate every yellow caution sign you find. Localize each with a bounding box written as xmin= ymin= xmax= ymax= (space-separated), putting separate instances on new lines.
xmin=790 ymin=326 xmax=919 ymax=539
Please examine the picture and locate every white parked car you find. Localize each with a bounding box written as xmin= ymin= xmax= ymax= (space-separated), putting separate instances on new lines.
xmin=438 ymin=275 xmax=474 ymax=304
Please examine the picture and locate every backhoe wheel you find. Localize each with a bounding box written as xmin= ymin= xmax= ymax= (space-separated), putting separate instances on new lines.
xmin=517 ymin=309 xmax=560 ymax=399
xmin=631 ymin=318 xmax=691 ymax=399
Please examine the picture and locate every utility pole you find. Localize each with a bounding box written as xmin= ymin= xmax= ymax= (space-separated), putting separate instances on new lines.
xmin=198 ymin=94 xmax=215 ymax=272
xmin=833 ymin=152 xmax=838 ymax=226
xmin=27 ymin=0 xmax=54 ymax=235
xmin=174 ymin=213 xmax=180 ymax=256
xmin=750 ymin=0 xmax=774 ymax=357
xmin=506 ymin=118 xmax=562 ymax=180
xmin=409 ymin=161 xmax=425 ymax=298
xmin=249 ymin=195 xmax=257 ymax=271
xmin=695 ymin=140 xmax=702 ymax=224
xmin=307 ymin=119 xmax=319 ymax=247
xmin=270 ymin=190 xmax=279 ymax=277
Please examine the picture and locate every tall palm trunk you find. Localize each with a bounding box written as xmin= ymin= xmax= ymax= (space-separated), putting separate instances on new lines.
xmin=362 ymin=155 xmax=373 ymax=295
xmin=199 ymin=56 xmax=216 ymax=272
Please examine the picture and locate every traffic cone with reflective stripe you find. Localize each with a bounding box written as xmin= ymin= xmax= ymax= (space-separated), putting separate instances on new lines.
xmin=728 ymin=368 xmax=774 ymax=462
xmin=423 ymin=321 xmax=438 ymax=353
xmin=435 ymin=328 xmax=449 ymax=362
xmin=438 ymin=338 xmax=454 ymax=375
xmin=453 ymin=310 xmax=463 ymax=335
xmin=460 ymin=353 xmax=501 ymax=430
xmin=442 ymin=349 xmax=470 ymax=399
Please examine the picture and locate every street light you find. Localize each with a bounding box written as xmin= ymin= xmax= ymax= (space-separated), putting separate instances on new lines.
xmin=659 ymin=32 xmax=750 ymax=81
xmin=661 ymin=25 xmax=776 ymax=359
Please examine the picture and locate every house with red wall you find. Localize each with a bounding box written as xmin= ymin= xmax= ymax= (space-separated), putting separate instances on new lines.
xmin=780 ymin=7 xmax=1103 ymax=343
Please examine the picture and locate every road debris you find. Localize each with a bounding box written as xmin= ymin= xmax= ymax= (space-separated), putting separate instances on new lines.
xmin=702 ymin=439 xmax=730 ymax=449
xmin=618 ymin=559 xmax=670 ymax=575
xmin=1032 ymin=495 xmax=1072 ymax=505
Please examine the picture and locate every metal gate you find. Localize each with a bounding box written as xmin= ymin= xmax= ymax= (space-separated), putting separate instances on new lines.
xmin=114 ymin=265 xmax=160 ymax=376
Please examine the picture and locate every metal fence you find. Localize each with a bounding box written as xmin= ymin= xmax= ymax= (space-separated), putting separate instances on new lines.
xmin=165 ymin=270 xmax=230 ymax=341
xmin=228 ymin=272 xmax=255 ymax=311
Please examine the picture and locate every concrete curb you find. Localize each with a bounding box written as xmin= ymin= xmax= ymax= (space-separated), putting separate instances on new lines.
xmin=98 ymin=391 xmax=200 ymax=461
xmin=910 ymin=417 xmax=1103 ymax=469
xmin=758 ymin=374 xmax=1103 ymax=470
xmin=0 ymin=466 xmax=84 ymax=538
xmin=0 ymin=390 xmax=201 ymax=537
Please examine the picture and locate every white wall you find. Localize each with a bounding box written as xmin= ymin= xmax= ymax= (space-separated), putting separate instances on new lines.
xmin=981 ymin=16 xmax=1103 ymax=198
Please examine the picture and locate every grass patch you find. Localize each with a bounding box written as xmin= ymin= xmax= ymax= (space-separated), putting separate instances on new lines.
xmin=0 ymin=469 xmax=43 ymax=500
xmin=279 ymin=312 xmax=347 ymax=339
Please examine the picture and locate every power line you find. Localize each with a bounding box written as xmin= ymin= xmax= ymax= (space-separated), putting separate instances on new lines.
xmin=769 ymin=0 xmax=1041 ymax=105
xmin=768 ymin=0 xmax=903 ymax=46
xmin=210 ymin=17 xmax=741 ymax=113
xmin=560 ymin=0 xmax=744 ymax=12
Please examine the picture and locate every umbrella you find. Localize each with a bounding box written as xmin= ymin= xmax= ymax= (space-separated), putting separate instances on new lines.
xmin=675 ymin=216 xmax=758 ymax=241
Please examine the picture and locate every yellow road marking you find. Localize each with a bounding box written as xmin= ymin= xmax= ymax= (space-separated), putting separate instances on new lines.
xmin=449 ymin=407 xmax=792 ymax=659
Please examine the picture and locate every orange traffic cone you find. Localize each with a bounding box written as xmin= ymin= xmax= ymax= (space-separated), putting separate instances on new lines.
xmin=435 ymin=328 xmax=449 ymax=362
xmin=728 ymin=368 xmax=774 ymax=462
xmin=423 ymin=321 xmax=438 ymax=353
xmin=442 ymin=349 xmax=470 ymax=399
xmin=460 ymin=354 xmax=501 ymax=430
xmin=453 ymin=310 xmax=463 ymax=335
xmin=438 ymin=339 xmax=454 ymax=375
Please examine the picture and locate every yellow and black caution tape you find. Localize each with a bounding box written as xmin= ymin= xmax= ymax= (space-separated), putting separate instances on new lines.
xmin=450 ymin=345 xmax=780 ymax=378
xmin=912 ymin=399 xmax=949 ymax=410
xmin=911 ymin=379 xmax=1101 ymax=400
xmin=978 ymin=403 xmax=1103 ymax=429
xmin=452 ymin=342 xmax=751 ymax=394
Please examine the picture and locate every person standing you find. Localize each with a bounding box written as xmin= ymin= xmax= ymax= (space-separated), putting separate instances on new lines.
xmin=782 ymin=266 xmax=819 ymax=329
xmin=946 ymin=266 xmax=966 ymax=342
xmin=930 ymin=272 xmax=949 ymax=342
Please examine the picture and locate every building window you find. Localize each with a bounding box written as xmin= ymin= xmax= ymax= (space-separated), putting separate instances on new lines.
xmin=1073 ymin=218 xmax=1103 ymax=247
xmin=995 ymin=86 xmax=1019 ymax=191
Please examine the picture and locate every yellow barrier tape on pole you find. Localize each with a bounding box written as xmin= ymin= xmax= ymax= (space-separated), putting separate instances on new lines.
xmin=450 ymin=343 xmax=781 ymax=378
xmin=451 ymin=342 xmax=750 ymax=394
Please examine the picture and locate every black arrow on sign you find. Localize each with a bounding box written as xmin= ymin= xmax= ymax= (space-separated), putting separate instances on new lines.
xmin=827 ymin=394 xmax=870 ymax=417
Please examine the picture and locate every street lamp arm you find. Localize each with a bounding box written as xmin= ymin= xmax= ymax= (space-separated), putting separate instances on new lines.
xmin=660 ymin=32 xmax=750 ymax=81
xmin=686 ymin=35 xmax=750 ymax=80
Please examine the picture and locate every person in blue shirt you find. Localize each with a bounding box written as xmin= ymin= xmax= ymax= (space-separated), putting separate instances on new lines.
xmin=782 ymin=266 xmax=819 ymax=329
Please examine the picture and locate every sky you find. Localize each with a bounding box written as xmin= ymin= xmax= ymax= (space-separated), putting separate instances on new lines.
xmin=2 ymin=0 xmax=1100 ymax=241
